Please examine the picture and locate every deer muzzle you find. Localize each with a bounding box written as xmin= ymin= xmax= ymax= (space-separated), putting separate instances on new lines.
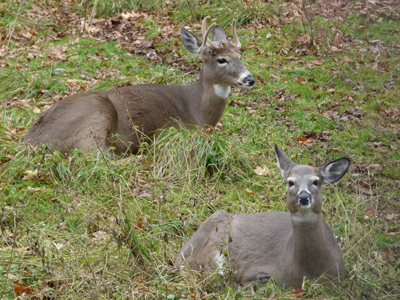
xmin=237 ymin=72 xmax=255 ymax=89
xmin=297 ymin=191 xmax=311 ymax=206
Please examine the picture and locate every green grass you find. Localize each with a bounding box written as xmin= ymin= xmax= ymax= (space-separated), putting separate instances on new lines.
xmin=1 ymin=0 xmax=400 ymax=298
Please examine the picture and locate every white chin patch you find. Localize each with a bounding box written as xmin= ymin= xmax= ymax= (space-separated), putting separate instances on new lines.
xmin=239 ymin=85 xmax=253 ymax=90
xmin=214 ymin=85 xmax=231 ymax=99
xmin=215 ymin=254 xmax=225 ymax=275
xmin=292 ymin=211 xmax=318 ymax=223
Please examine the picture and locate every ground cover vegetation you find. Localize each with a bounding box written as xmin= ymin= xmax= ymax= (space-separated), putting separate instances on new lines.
xmin=0 ymin=0 xmax=399 ymax=298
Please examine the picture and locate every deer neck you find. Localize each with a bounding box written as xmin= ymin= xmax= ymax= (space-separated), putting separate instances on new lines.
xmin=185 ymin=71 xmax=230 ymax=127
xmin=289 ymin=213 xmax=331 ymax=270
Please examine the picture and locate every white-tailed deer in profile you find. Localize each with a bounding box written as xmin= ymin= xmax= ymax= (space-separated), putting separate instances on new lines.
xmin=23 ymin=17 xmax=255 ymax=155
xmin=175 ymin=145 xmax=350 ymax=289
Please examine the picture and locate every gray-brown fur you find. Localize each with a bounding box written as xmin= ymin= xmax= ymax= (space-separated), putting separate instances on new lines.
xmin=175 ymin=145 xmax=350 ymax=289
xmin=23 ymin=17 xmax=255 ymax=155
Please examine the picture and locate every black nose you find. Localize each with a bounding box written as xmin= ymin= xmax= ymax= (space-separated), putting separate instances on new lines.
xmin=244 ymin=75 xmax=255 ymax=86
xmin=297 ymin=192 xmax=311 ymax=206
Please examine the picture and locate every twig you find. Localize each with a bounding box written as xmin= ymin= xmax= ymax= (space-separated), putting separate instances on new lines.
xmin=5 ymin=0 xmax=25 ymax=52
xmin=88 ymin=0 xmax=98 ymax=26
xmin=1 ymin=211 xmax=19 ymax=298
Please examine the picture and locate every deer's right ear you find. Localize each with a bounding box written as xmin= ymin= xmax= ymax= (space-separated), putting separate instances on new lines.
xmin=212 ymin=25 xmax=226 ymax=42
xmin=274 ymin=144 xmax=296 ymax=178
xmin=181 ymin=28 xmax=202 ymax=55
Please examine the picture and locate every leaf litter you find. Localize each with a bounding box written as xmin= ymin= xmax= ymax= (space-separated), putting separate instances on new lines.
xmin=0 ymin=1 xmax=399 ymax=298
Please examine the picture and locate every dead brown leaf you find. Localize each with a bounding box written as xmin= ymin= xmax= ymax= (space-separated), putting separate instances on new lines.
xmin=333 ymin=37 xmax=342 ymax=48
xmin=295 ymin=33 xmax=312 ymax=46
xmin=310 ymin=59 xmax=324 ymax=65
xmin=23 ymin=170 xmax=39 ymax=181
xmin=245 ymin=188 xmax=257 ymax=196
xmin=121 ymin=11 xmax=143 ymax=20
xmin=32 ymin=106 xmax=41 ymax=114
xmin=4 ymin=273 xmax=17 ymax=280
xmin=92 ymin=231 xmax=109 ymax=242
xmin=365 ymin=208 xmax=374 ymax=217
xmin=297 ymin=77 xmax=307 ymax=84
xmin=27 ymin=186 xmax=40 ymax=194
xmin=254 ymin=166 xmax=271 ymax=176
xmin=385 ymin=213 xmax=395 ymax=220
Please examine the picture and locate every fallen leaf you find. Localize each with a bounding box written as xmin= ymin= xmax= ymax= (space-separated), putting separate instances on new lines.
xmin=333 ymin=37 xmax=342 ymax=48
xmin=269 ymin=74 xmax=280 ymax=81
xmin=34 ymin=213 xmax=42 ymax=220
xmin=372 ymin=251 xmax=384 ymax=262
xmin=245 ymin=188 xmax=257 ymax=196
xmin=55 ymin=243 xmax=64 ymax=250
xmin=365 ymin=208 xmax=374 ymax=217
xmin=23 ymin=170 xmax=39 ymax=181
xmin=387 ymin=232 xmax=400 ymax=236
xmin=297 ymin=77 xmax=307 ymax=84
xmin=92 ymin=231 xmax=109 ymax=242
xmin=50 ymin=46 xmax=68 ymax=56
xmin=204 ymin=125 xmax=212 ymax=135
xmin=310 ymin=59 xmax=324 ymax=65
xmin=56 ymin=221 xmax=68 ymax=230
xmin=4 ymin=273 xmax=17 ymax=280
xmin=27 ymin=186 xmax=40 ymax=194
xmin=32 ymin=106 xmax=41 ymax=114
xmin=298 ymin=137 xmax=309 ymax=142
xmin=254 ymin=166 xmax=271 ymax=176
xmin=295 ymin=33 xmax=311 ymax=45
xmin=13 ymin=280 xmax=33 ymax=295
xmin=66 ymin=80 xmax=75 ymax=87
xmin=385 ymin=213 xmax=395 ymax=220
xmin=330 ymin=46 xmax=341 ymax=52
xmin=121 ymin=11 xmax=142 ymax=19
xmin=292 ymin=288 xmax=304 ymax=295
xmin=4 ymin=132 xmax=13 ymax=140
xmin=134 ymin=190 xmax=152 ymax=199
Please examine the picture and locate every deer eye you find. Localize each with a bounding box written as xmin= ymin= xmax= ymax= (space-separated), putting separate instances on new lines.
xmin=288 ymin=180 xmax=295 ymax=187
xmin=217 ymin=58 xmax=228 ymax=64
xmin=312 ymin=180 xmax=319 ymax=186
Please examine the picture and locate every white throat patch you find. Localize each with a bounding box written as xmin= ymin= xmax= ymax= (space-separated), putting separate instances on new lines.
xmin=214 ymin=85 xmax=231 ymax=99
xmin=215 ymin=253 xmax=226 ymax=275
xmin=292 ymin=211 xmax=318 ymax=223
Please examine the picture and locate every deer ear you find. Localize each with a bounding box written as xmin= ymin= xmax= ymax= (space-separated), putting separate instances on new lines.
xmin=321 ymin=158 xmax=351 ymax=184
xmin=212 ymin=25 xmax=226 ymax=42
xmin=274 ymin=144 xmax=296 ymax=178
xmin=181 ymin=28 xmax=202 ymax=55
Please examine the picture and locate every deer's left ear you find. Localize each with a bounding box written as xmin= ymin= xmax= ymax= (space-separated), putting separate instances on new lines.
xmin=321 ymin=158 xmax=351 ymax=184
xmin=181 ymin=28 xmax=202 ymax=55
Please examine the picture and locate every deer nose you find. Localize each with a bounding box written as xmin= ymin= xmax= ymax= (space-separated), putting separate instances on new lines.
xmin=244 ymin=75 xmax=255 ymax=86
xmin=297 ymin=192 xmax=311 ymax=206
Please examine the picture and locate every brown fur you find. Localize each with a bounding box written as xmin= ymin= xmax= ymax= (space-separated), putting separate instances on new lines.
xmin=23 ymin=18 xmax=254 ymax=156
